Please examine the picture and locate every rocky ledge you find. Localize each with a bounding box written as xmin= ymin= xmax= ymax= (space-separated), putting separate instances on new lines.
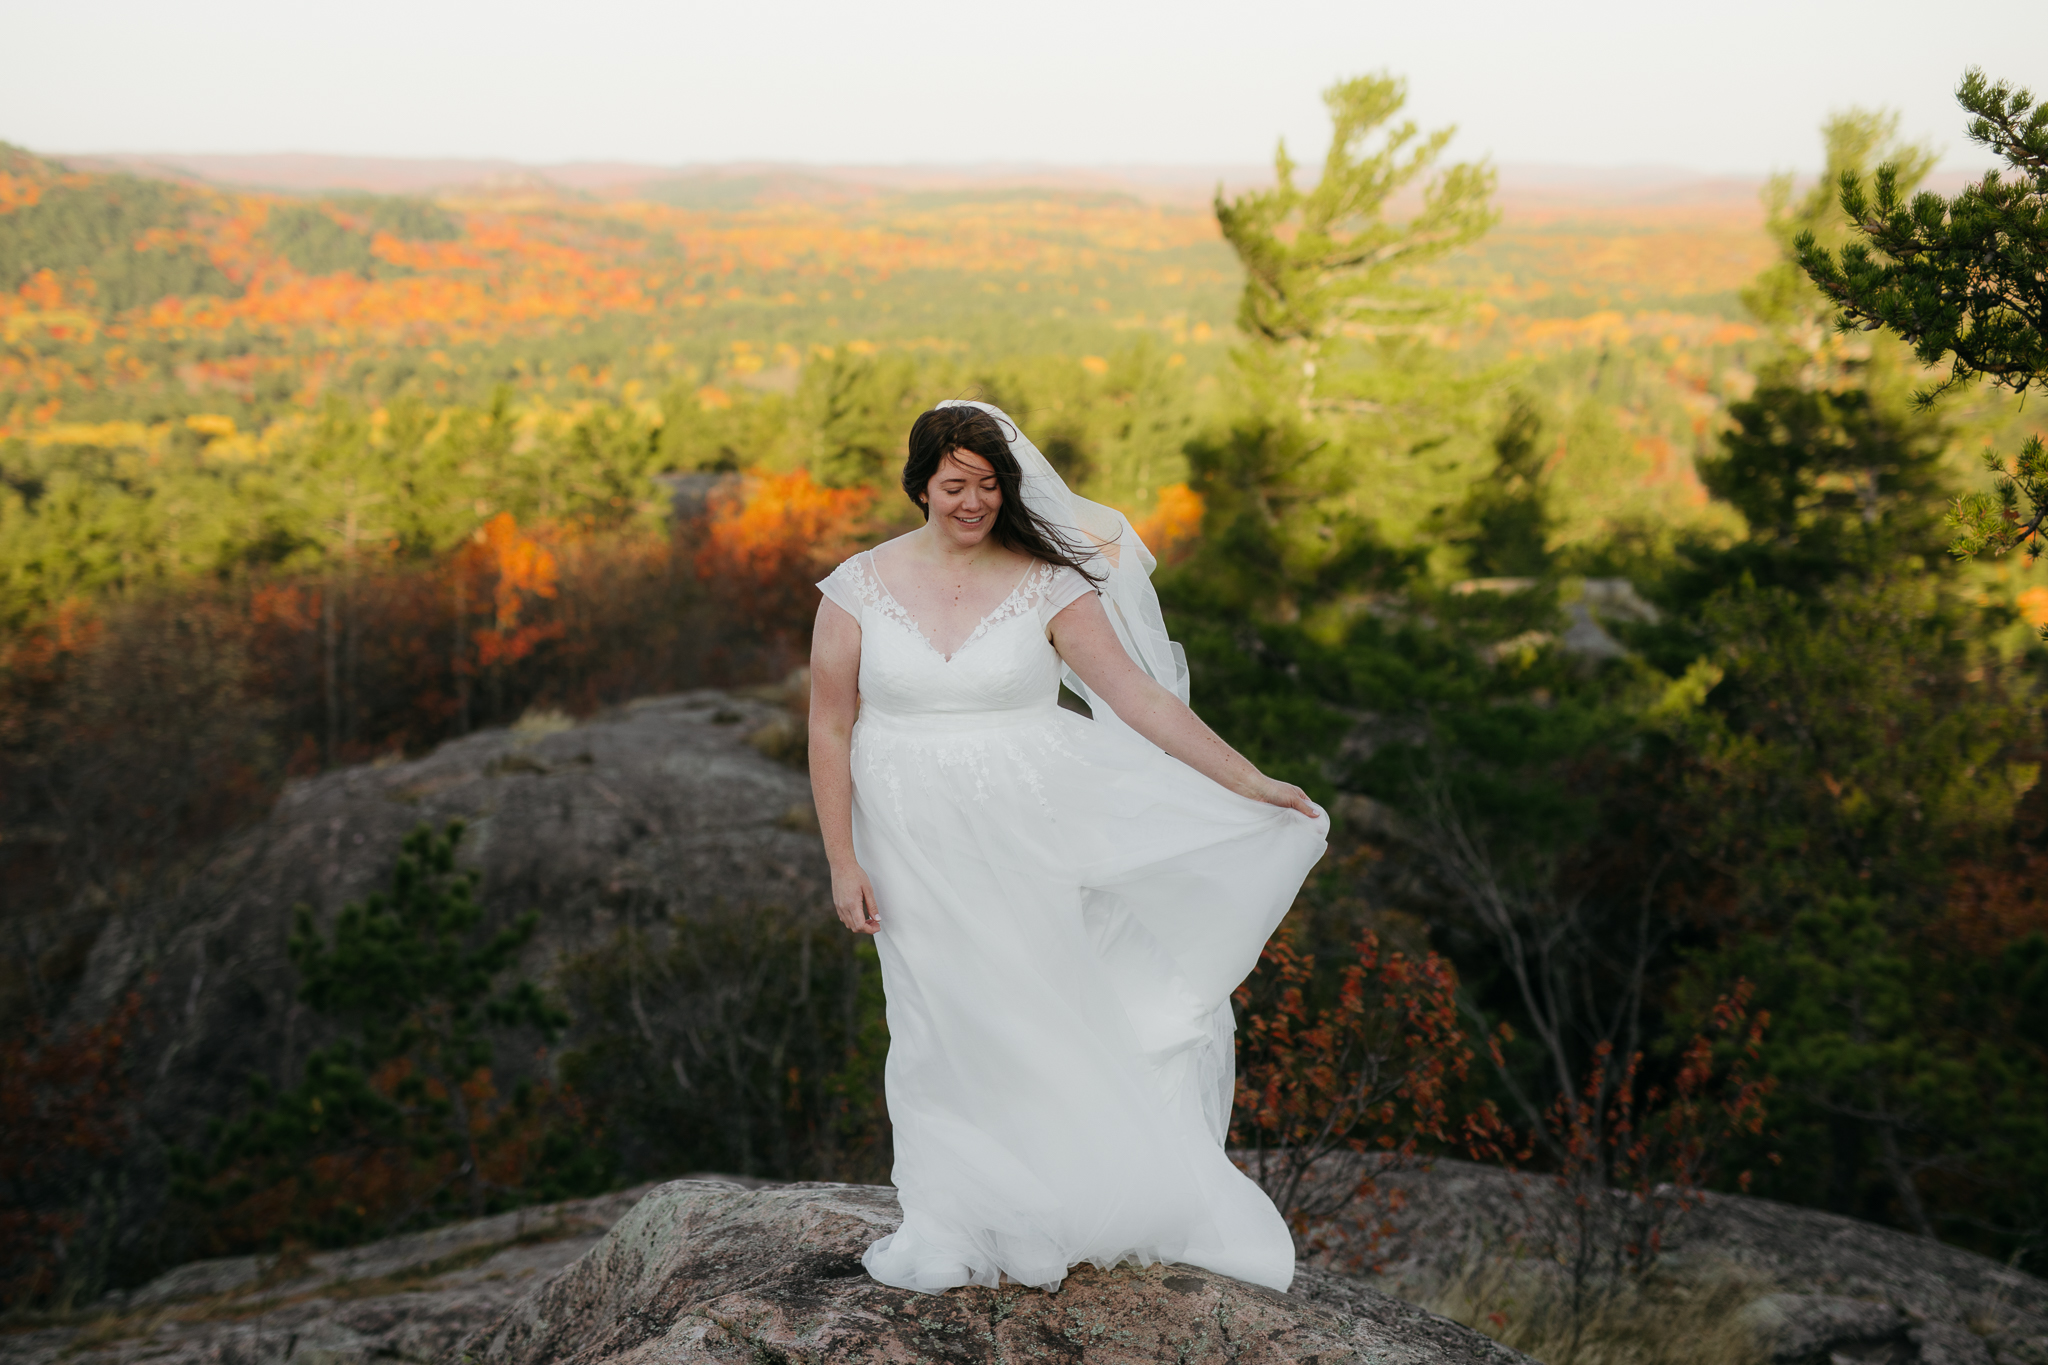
xmin=460 ymin=1180 xmax=1531 ymax=1365
xmin=12 ymin=1175 xmax=2047 ymax=1365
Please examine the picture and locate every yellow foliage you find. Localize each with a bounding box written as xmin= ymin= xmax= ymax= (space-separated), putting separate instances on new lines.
xmin=30 ymin=421 xmax=159 ymax=451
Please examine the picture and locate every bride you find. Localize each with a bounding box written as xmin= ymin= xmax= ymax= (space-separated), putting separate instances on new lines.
xmin=808 ymin=400 xmax=1329 ymax=1295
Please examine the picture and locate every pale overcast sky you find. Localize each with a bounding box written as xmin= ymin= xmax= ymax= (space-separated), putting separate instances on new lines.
xmin=2 ymin=0 xmax=2040 ymax=174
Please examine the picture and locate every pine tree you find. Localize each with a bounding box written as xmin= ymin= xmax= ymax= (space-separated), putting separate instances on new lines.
xmin=1692 ymin=378 xmax=1949 ymax=593
xmin=1186 ymin=74 xmax=1495 ymax=615
xmin=1216 ymin=73 xmax=1496 ymax=419
xmin=1671 ymin=110 xmax=1953 ymax=603
xmin=1797 ymin=71 xmax=2048 ymax=564
xmin=1657 ymin=578 xmax=2045 ymax=1246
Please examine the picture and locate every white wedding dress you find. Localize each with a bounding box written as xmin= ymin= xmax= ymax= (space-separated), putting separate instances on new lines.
xmin=818 ymin=548 xmax=1329 ymax=1294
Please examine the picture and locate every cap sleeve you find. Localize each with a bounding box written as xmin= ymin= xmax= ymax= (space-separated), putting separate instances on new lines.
xmin=1037 ymin=564 xmax=1098 ymax=625
xmin=817 ymin=555 xmax=868 ymax=625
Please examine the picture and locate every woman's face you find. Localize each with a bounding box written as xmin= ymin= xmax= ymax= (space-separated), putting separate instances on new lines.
xmin=923 ymin=448 xmax=1002 ymax=548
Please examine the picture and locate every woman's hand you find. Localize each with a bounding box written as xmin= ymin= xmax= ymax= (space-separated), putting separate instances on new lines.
xmin=1251 ymin=776 xmax=1321 ymax=819
xmin=832 ymin=861 xmax=882 ymax=934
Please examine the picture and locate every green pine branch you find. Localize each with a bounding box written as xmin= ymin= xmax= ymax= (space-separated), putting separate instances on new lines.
xmin=1797 ymin=70 xmax=2048 ymax=571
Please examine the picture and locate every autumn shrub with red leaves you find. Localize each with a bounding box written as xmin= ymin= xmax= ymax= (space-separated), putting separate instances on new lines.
xmin=1230 ymin=926 xmax=1472 ymax=1267
xmin=1229 ymin=896 xmax=1780 ymax=1303
xmin=0 ymin=992 xmax=143 ymax=1311
xmin=1457 ymin=980 xmax=1776 ymax=1327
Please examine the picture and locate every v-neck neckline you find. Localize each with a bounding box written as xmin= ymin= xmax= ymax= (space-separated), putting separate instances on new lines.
xmin=868 ymin=549 xmax=1037 ymax=663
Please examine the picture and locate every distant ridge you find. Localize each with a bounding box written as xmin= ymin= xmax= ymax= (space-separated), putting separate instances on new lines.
xmin=43 ymin=148 xmax=1993 ymax=223
xmin=54 ymin=152 xmax=1280 ymax=208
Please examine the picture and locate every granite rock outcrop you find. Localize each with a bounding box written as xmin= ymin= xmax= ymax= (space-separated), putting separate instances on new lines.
xmin=13 ymin=1173 xmax=2047 ymax=1365
xmin=62 ymin=689 xmax=827 ymax=1178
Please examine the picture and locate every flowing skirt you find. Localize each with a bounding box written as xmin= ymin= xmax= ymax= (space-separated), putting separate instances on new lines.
xmin=850 ymin=704 xmax=1329 ymax=1293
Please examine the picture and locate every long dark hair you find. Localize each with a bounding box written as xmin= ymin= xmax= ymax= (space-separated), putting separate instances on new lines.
xmin=903 ymin=405 xmax=1104 ymax=583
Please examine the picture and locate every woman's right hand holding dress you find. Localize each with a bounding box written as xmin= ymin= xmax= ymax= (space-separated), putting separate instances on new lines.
xmin=831 ymin=860 xmax=882 ymax=935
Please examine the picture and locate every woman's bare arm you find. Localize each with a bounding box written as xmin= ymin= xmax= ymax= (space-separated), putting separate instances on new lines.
xmin=808 ymin=598 xmax=882 ymax=933
xmin=1049 ymin=593 xmax=1320 ymax=818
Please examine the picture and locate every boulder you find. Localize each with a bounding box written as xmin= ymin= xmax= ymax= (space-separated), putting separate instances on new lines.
xmin=61 ymin=689 xmax=827 ymax=1193
xmin=462 ymin=1179 xmax=1536 ymax=1365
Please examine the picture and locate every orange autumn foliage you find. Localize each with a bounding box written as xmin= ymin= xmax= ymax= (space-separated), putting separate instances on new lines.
xmin=475 ymin=513 xmax=560 ymax=622
xmin=2017 ymin=586 xmax=2048 ymax=630
xmin=5 ymin=183 xmax=1217 ymax=366
xmin=696 ymin=471 xmax=875 ymax=626
xmin=0 ymin=171 xmax=45 ymax=213
xmin=456 ymin=513 xmax=565 ymax=669
xmin=16 ymin=269 xmax=69 ymax=312
xmin=250 ymin=582 xmax=319 ymax=633
xmin=1132 ymin=482 xmax=1204 ymax=564
xmin=0 ymin=598 xmax=102 ymax=679
xmin=0 ymin=143 xmax=1251 ymax=425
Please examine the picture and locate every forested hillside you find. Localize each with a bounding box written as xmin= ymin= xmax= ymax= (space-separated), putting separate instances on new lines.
xmin=4 ymin=70 xmax=2046 ymax=1335
xmin=1 ymin=135 xmax=1826 ymax=621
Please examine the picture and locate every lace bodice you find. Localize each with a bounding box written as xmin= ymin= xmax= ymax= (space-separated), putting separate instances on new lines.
xmin=818 ymin=550 xmax=1095 ymax=726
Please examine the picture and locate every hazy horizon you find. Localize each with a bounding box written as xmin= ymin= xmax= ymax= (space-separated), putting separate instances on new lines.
xmin=6 ymin=0 xmax=2042 ymax=177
